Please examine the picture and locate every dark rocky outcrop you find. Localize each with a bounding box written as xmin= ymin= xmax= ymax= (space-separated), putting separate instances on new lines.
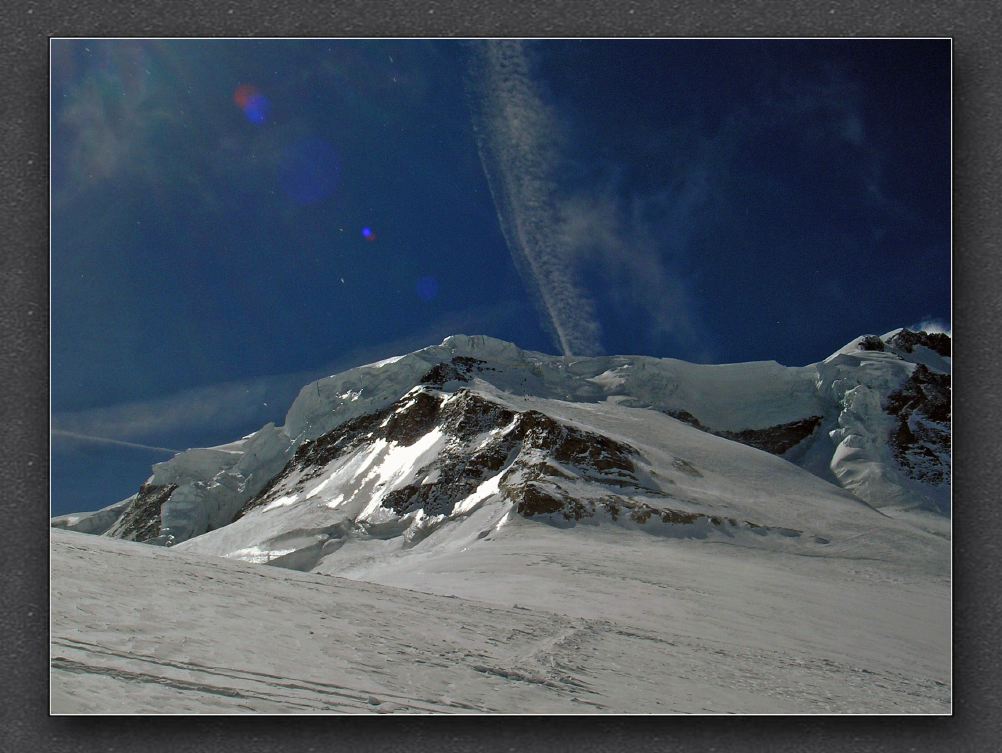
xmin=858 ymin=335 xmax=885 ymax=352
xmin=239 ymin=386 xmax=647 ymax=522
xmin=664 ymin=409 xmax=704 ymax=429
xmin=382 ymin=396 xmax=642 ymax=518
xmin=884 ymin=364 xmax=951 ymax=484
xmin=506 ymin=481 xmax=798 ymax=539
xmin=886 ymin=329 xmax=951 ymax=357
xmin=105 ymin=483 xmax=177 ymax=541
xmin=665 ymin=410 xmax=822 ymax=456
xmin=210 ymin=380 xmax=821 ymax=543
xmin=234 ymin=391 xmax=446 ymax=520
xmin=716 ymin=416 xmax=823 ymax=456
xmin=419 ymin=356 xmax=493 ymax=386
xmin=419 ymin=362 xmax=468 ymax=386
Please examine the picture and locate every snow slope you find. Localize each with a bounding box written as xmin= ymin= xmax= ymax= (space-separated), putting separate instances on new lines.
xmin=51 ymin=529 xmax=949 ymax=714
xmin=51 ymin=496 xmax=133 ymax=535
xmin=175 ymin=384 xmax=944 ymax=579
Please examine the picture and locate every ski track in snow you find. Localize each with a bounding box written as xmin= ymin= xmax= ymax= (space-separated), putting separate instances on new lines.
xmin=50 ymin=530 xmax=949 ymax=714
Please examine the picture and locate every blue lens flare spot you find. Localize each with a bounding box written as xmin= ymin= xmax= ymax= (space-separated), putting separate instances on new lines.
xmin=243 ymin=94 xmax=270 ymax=124
xmin=278 ymin=138 xmax=340 ymax=205
xmin=361 ymin=227 xmax=377 ymax=242
xmin=416 ymin=276 xmax=439 ymax=302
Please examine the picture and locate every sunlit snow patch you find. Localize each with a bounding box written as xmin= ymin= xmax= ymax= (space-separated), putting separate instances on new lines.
xmin=227 ymin=545 xmax=297 ymax=564
xmin=588 ymin=368 xmax=628 ymax=390
xmin=454 ymin=472 xmax=504 ymax=515
xmin=365 ymin=355 xmax=405 ymax=369
xmin=357 ymin=427 xmax=448 ymax=522
xmin=259 ymin=494 xmax=300 ymax=513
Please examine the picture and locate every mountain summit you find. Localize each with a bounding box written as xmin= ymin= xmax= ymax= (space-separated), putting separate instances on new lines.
xmin=53 ymin=330 xmax=951 ymax=566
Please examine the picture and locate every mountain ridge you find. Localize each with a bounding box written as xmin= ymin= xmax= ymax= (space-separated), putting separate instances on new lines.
xmin=52 ymin=329 xmax=951 ymax=560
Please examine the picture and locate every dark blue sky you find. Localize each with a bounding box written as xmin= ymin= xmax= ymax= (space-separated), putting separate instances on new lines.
xmin=51 ymin=39 xmax=950 ymax=515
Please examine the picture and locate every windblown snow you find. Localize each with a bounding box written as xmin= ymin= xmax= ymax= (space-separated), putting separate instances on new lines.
xmin=51 ymin=330 xmax=951 ymax=714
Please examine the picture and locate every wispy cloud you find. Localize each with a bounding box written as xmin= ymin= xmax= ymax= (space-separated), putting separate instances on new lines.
xmin=51 ymin=302 xmax=524 ymax=450
xmin=52 ymin=430 xmax=180 ymax=455
xmin=466 ymin=42 xmax=732 ymax=360
xmin=555 ymin=189 xmax=703 ymax=356
xmin=53 ymin=43 xmax=176 ymax=199
xmin=467 ymin=41 xmax=603 ymax=357
xmin=53 ymin=374 xmax=294 ymax=449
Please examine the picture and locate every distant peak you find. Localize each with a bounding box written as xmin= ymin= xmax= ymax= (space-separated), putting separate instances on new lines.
xmin=830 ymin=327 xmax=952 ymax=361
xmin=883 ymin=328 xmax=951 ymax=357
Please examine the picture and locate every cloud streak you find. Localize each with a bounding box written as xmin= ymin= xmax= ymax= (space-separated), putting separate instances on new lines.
xmin=52 ymin=430 xmax=180 ymax=455
xmin=467 ymin=41 xmax=710 ymax=360
xmin=52 ymin=375 xmax=293 ymax=449
xmin=52 ymin=301 xmax=525 ymax=450
xmin=467 ymin=41 xmax=603 ymax=357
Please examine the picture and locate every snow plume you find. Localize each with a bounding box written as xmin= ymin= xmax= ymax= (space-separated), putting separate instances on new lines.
xmin=467 ymin=41 xmax=603 ymax=357
xmin=909 ymin=318 xmax=952 ymax=337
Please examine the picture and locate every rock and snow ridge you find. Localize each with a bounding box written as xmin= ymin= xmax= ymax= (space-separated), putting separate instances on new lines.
xmin=53 ymin=329 xmax=951 ymax=561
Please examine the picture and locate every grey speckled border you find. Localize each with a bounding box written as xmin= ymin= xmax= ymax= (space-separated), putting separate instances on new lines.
xmin=3 ymin=1 xmax=999 ymax=750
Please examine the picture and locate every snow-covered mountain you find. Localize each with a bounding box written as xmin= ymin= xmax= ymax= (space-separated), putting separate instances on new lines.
xmin=50 ymin=329 xmax=952 ymax=713
xmin=53 ymin=328 xmax=951 ymax=561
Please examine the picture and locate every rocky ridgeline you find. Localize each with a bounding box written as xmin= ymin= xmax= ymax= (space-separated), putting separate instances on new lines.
xmin=239 ymin=386 xmax=646 ymax=520
xmin=663 ymin=409 xmax=823 ymax=456
xmin=884 ymin=364 xmax=951 ymax=484
xmin=53 ymin=330 xmax=952 ymax=545
xmin=238 ymin=384 xmax=797 ymax=540
xmin=885 ymin=329 xmax=951 ymax=357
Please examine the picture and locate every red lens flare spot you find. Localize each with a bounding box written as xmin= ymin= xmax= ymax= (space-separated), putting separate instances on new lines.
xmin=233 ymin=84 xmax=259 ymax=110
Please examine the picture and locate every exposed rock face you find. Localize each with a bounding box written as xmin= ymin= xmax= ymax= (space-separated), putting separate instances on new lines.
xmin=105 ymin=483 xmax=177 ymax=542
xmin=885 ymin=364 xmax=951 ymax=484
xmin=507 ymin=482 xmax=794 ymax=533
xmin=378 ymin=400 xmax=647 ymax=520
xmin=664 ymin=410 xmax=822 ymax=456
xmin=239 ymin=387 xmax=646 ymax=523
xmin=235 ymin=384 xmax=796 ymax=546
xmin=858 ymin=335 xmax=886 ymax=352
xmin=419 ymin=356 xmax=494 ymax=386
xmin=380 ymin=394 xmax=521 ymax=517
xmin=716 ymin=417 xmax=823 ymax=456
xmin=887 ymin=329 xmax=951 ymax=357
xmin=664 ymin=409 xmax=704 ymax=429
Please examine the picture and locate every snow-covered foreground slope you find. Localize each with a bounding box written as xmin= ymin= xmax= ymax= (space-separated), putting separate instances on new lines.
xmin=51 ymin=528 xmax=949 ymax=714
